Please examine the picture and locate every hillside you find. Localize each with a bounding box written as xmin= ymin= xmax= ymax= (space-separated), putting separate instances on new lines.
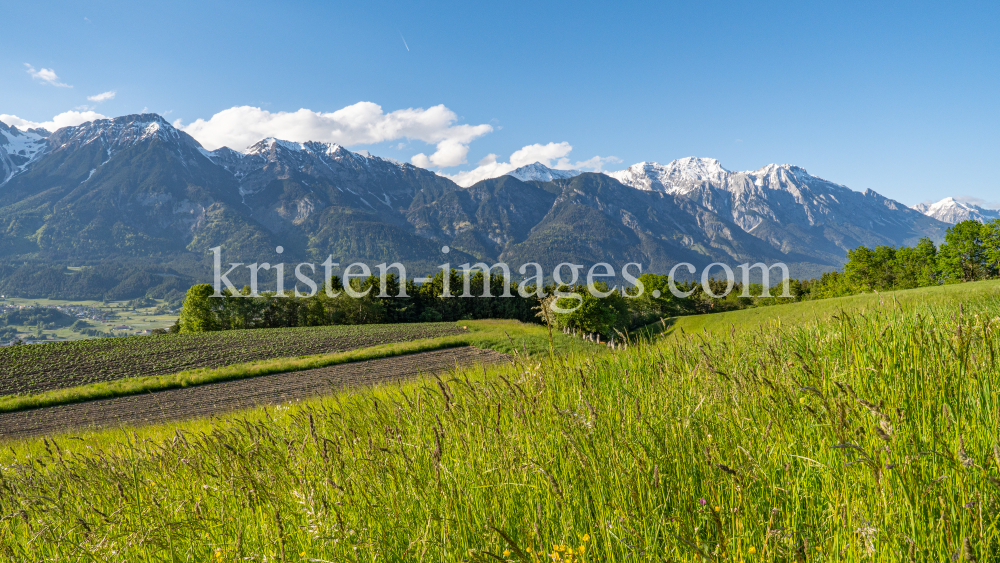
xmin=666 ymin=278 xmax=1000 ymax=336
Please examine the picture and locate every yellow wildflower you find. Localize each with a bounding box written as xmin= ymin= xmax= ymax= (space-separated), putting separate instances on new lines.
xmin=582 ymin=534 xmax=590 ymax=542
xmin=504 ymin=550 xmax=511 ymax=557
xmin=748 ymin=546 xmax=756 ymax=554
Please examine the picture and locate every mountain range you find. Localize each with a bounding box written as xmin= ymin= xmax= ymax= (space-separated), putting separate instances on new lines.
xmin=0 ymin=113 xmax=957 ymax=298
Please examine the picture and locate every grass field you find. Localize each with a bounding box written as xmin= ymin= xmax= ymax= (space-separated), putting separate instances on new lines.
xmin=664 ymin=279 xmax=1000 ymax=336
xmin=1 ymin=282 xmax=998 ymax=560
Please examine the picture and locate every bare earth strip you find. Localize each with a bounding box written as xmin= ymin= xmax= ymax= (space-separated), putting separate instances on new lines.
xmin=0 ymin=346 xmax=508 ymax=439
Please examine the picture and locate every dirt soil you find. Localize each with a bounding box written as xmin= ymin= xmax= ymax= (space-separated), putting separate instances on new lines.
xmin=0 ymin=323 xmax=467 ymax=395
xmin=0 ymin=346 xmax=508 ymax=439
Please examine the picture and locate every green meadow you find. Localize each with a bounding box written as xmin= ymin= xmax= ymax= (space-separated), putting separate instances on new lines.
xmin=667 ymin=279 xmax=1000 ymax=336
xmin=1 ymin=281 xmax=999 ymax=561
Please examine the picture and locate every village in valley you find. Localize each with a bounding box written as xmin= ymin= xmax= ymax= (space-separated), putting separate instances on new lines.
xmin=0 ymin=295 xmax=179 ymax=345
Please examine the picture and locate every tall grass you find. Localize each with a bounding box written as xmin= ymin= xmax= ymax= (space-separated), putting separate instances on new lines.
xmin=669 ymin=278 xmax=1000 ymax=337
xmin=1 ymin=290 xmax=998 ymax=561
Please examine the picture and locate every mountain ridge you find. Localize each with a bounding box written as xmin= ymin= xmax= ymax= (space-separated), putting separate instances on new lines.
xmin=0 ymin=113 xmax=952 ymax=299
xmin=504 ymin=162 xmax=581 ymax=182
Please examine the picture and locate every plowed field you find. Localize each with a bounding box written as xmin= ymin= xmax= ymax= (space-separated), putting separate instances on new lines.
xmin=0 ymin=323 xmax=465 ymax=395
xmin=0 ymin=346 xmax=507 ymax=438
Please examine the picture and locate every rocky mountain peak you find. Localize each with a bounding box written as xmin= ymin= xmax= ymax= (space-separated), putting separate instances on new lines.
xmin=505 ymin=162 xmax=581 ymax=182
xmin=608 ymin=158 xmax=730 ymax=193
xmin=46 ymin=113 xmax=200 ymax=156
xmin=913 ymin=197 xmax=1000 ymax=224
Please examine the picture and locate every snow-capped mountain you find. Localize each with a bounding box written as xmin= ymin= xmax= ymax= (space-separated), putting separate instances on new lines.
xmin=602 ymin=157 xmax=944 ymax=268
xmin=44 ymin=114 xmax=211 ymax=164
xmin=609 ymin=158 xmax=845 ymax=198
xmin=608 ymin=157 xmax=916 ymax=232
xmin=608 ymin=158 xmax=730 ymax=193
xmin=0 ymin=121 xmax=49 ymax=187
xmin=0 ymin=113 xmax=954 ymax=292
xmin=505 ymin=162 xmax=581 ymax=182
xmin=912 ymin=197 xmax=1000 ymax=224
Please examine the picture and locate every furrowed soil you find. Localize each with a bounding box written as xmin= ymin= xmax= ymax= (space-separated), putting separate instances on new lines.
xmin=0 ymin=346 xmax=507 ymax=439
xmin=0 ymin=323 xmax=465 ymax=395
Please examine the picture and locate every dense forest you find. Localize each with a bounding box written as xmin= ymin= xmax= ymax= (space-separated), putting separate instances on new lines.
xmin=0 ymin=262 xmax=191 ymax=303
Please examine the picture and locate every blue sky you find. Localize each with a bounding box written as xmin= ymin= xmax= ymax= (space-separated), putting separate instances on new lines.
xmin=2 ymin=0 xmax=998 ymax=204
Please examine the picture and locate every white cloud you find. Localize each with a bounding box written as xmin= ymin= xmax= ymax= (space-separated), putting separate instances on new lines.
xmin=175 ymin=103 xmax=493 ymax=166
xmin=0 ymin=110 xmax=107 ymax=132
xmin=87 ymin=90 xmax=116 ymax=102
xmin=24 ymin=64 xmax=72 ymax=88
xmin=444 ymin=142 xmax=620 ymax=187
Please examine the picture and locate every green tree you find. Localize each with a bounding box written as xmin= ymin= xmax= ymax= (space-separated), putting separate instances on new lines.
xmin=178 ymin=284 xmax=220 ymax=332
xmin=843 ymin=246 xmax=879 ymax=290
xmin=554 ymin=283 xmax=629 ymax=338
xmin=938 ymin=220 xmax=987 ymax=282
xmin=982 ymin=219 xmax=1000 ymax=277
xmin=891 ymin=237 xmax=939 ymax=289
xmin=809 ymin=271 xmax=856 ymax=299
xmin=627 ymin=273 xmax=684 ymax=325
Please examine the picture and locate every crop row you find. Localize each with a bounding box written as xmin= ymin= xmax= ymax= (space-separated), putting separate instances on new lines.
xmin=0 ymin=323 xmax=464 ymax=396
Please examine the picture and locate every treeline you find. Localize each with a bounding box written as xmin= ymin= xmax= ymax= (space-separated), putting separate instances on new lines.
xmin=178 ymin=270 xmax=720 ymax=337
xmin=805 ymin=219 xmax=1000 ymax=298
xmin=179 ymin=271 xmax=538 ymax=332
xmin=177 ymin=219 xmax=1000 ymax=337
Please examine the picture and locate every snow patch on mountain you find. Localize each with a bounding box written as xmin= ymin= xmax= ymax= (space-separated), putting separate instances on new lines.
xmin=912 ymin=197 xmax=1000 ymax=224
xmin=505 ymin=162 xmax=581 ymax=182
xmin=0 ymin=121 xmax=49 ymax=187
xmin=207 ymin=135 xmax=420 ymax=201
xmin=41 ymin=114 xmax=210 ymax=174
xmin=49 ymin=114 xmax=186 ymax=152
xmin=607 ymin=158 xmax=849 ymax=197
